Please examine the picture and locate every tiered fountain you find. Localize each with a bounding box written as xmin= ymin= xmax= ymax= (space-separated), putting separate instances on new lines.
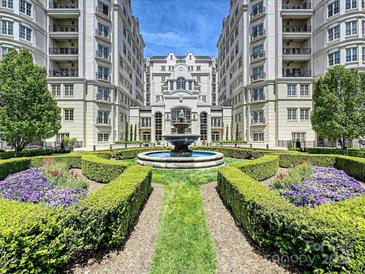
xmin=137 ymin=110 xmax=224 ymax=169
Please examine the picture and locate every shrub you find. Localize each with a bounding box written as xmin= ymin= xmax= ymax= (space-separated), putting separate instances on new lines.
xmin=193 ymin=146 xmax=271 ymax=159
xmin=231 ymin=155 xmax=279 ymax=181
xmin=335 ymin=155 xmax=365 ymax=182
xmin=277 ymin=153 xmax=336 ymax=168
xmin=0 ymin=158 xmax=31 ymax=180
xmin=0 ymin=149 xmax=67 ymax=160
xmin=217 ymin=165 xmax=365 ymax=273
xmin=307 ymin=147 xmax=365 ymax=158
xmin=31 ymin=155 xmax=82 ymax=169
xmin=81 ymin=154 xmax=129 ymax=183
xmin=107 ymin=147 xmax=169 ymax=160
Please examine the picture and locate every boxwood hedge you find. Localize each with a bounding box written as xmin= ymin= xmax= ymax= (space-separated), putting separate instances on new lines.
xmin=307 ymin=147 xmax=365 ymax=158
xmin=0 ymin=149 xmax=68 ymax=160
xmin=106 ymin=146 xmax=169 ymax=160
xmin=217 ymin=154 xmax=365 ymax=273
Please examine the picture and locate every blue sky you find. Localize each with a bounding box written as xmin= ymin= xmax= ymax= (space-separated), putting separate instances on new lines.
xmin=132 ymin=0 xmax=230 ymax=57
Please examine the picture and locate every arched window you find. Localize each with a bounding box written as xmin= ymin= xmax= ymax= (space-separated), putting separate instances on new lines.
xmin=200 ymin=112 xmax=208 ymax=141
xmin=171 ymin=108 xmax=191 ymax=124
xmin=155 ymin=112 xmax=162 ymax=141
xmin=176 ymin=77 xmax=186 ymax=90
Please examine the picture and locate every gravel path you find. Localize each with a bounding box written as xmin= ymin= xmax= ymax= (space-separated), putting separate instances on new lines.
xmin=72 ymin=184 xmax=164 ymax=274
xmin=201 ymin=183 xmax=291 ymax=274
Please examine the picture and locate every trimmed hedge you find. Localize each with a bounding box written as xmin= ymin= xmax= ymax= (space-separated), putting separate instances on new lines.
xmin=193 ymin=146 xmax=272 ymax=159
xmin=81 ymin=154 xmax=130 ymax=183
xmin=31 ymin=155 xmax=82 ymax=169
xmin=232 ymin=155 xmax=279 ymax=181
xmin=106 ymin=147 xmax=169 ymax=160
xmin=0 ymin=158 xmax=31 ymax=180
xmin=217 ymin=156 xmax=365 ymax=273
xmin=0 ymin=165 xmax=152 ymax=273
xmin=307 ymin=147 xmax=365 ymax=158
xmin=0 ymin=149 xmax=68 ymax=160
xmin=335 ymin=155 xmax=365 ymax=182
xmin=277 ymin=153 xmax=336 ymax=168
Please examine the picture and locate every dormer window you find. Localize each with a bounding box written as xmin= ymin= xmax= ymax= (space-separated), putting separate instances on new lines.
xmin=176 ymin=77 xmax=186 ymax=90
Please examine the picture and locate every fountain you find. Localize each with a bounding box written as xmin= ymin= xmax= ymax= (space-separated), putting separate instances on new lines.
xmin=137 ymin=110 xmax=224 ymax=169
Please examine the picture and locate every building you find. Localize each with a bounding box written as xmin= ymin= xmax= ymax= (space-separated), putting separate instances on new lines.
xmin=217 ymin=0 xmax=365 ymax=148
xmin=130 ymin=53 xmax=232 ymax=143
xmin=0 ymin=0 xmax=144 ymax=150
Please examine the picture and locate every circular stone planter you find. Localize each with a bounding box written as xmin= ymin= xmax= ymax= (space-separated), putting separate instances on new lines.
xmin=137 ymin=150 xmax=224 ymax=169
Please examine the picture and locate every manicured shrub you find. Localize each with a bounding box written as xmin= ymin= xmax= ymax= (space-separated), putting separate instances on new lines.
xmin=0 ymin=149 xmax=68 ymax=160
xmin=0 ymin=158 xmax=31 ymax=180
xmin=81 ymin=154 xmax=129 ymax=183
xmin=217 ymin=163 xmax=365 ymax=273
xmin=232 ymin=155 xmax=279 ymax=181
xmin=193 ymin=146 xmax=271 ymax=159
xmin=107 ymin=147 xmax=169 ymax=160
xmin=307 ymin=147 xmax=365 ymax=158
xmin=277 ymin=153 xmax=336 ymax=168
xmin=31 ymin=155 xmax=82 ymax=169
xmin=335 ymin=155 xmax=365 ymax=182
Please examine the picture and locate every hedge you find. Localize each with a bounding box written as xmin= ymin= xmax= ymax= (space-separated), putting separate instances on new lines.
xmin=106 ymin=147 xmax=169 ymax=160
xmin=31 ymin=155 xmax=82 ymax=169
xmin=0 ymin=158 xmax=31 ymax=180
xmin=307 ymin=147 xmax=365 ymax=158
xmin=81 ymin=154 xmax=130 ymax=183
xmin=193 ymin=146 xmax=272 ymax=159
xmin=335 ymin=155 xmax=365 ymax=182
xmin=277 ymin=153 xmax=336 ymax=168
xmin=217 ymin=161 xmax=365 ymax=273
xmin=0 ymin=149 xmax=68 ymax=160
xmin=0 ymin=165 xmax=152 ymax=273
xmin=231 ymin=155 xmax=279 ymax=181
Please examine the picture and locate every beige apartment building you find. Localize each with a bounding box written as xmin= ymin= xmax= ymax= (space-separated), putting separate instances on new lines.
xmin=0 ymin=0 xmax=144 ymax=150
xmin=217 ymin=0 xmax=365 ymax=148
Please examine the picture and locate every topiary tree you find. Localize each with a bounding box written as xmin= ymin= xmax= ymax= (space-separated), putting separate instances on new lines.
xmin=134 ymin=124 xmax=137 ymax=141
xmin=0 ymin=49 xmax=61 ymax=152
xmin=125 ymin=122 xmax=129 ymax=141
xmin=312 ymin=66 xmax=365 ymax=149
xmin=235 ymin=123 xmax=239 ymax=141
xmin=225 ymin=125 xmax=229 ymax=141
xmin=130 ymin=124 xmax=133 ymax=142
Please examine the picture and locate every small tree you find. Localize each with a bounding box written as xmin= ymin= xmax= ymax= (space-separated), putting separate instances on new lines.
xmin=0 ymin=49 xmax=61 ymax=152
xmin=235 ymin=123 xmax=239 ymax=141
xmin=225 ymin=125 xmax=229 ymax=141
xmin=311 ymin=66 xmax=365 ymax=149
xmin=130 ymin=124 xmax=133 ymax=142
xmin=125 ymin=122 xmax=129 ymax=141
xmin=134 ymin=124 xmax=137 ymax=141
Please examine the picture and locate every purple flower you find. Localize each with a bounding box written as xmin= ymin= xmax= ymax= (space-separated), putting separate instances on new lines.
xmin=0 ymin=168 xmax=86 ymax=207
xmin=281 ymin=166 xmax=365 ymax=208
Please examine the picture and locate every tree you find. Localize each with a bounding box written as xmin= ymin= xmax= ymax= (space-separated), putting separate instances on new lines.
xmin=134 ymin=124 xmax=137 ymax=141
xmin=225 ymin=125 xmax=229 ymax=141
xmin=130 ymin=124 xmax=133 ymax=142
xmin=125 ymin=122 xmax=129 ymax=141
xmin=311 ymin=66 xmax=365 ymax=149
xmin=235 ymin=123 xmax=239 ymax=141
xmin=0 ymin=49 xmax=61 ymax=152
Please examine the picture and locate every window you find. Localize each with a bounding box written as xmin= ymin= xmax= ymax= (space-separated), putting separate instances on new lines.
xmin=328 ymin=25 xmax=340 ymax=41
xmin=197 ymin=76 xmax=201 ymax=83
xmin=56 ymin=133 xmax=69 ymax=144
xmin=155 ymin=112 xmax=162 ymax=141
xmin=97 ymin=23 xmax=109 ymax=37
xmin=97 ymin=88 xmax=110 ymax=101
xmin=161 ymin=66 xmax=166 ymax=71
xmin=251 ymin=1 xmax=264 ymax=17
xmin=64 ymin=84 xmax=74 ymax=96
xmin=1 ymin=47 xmax=11 ymax=58
xmin=346 ymin=21 xmax=357 ymax=36
xmin=328 ymin=0 xmax=340 ymax=17
xmin=98 ymin=133 xmax=109 ymax=142
xmin=363 ymin=47 xmax=365 ymax=61
xmin=300 ymin=108 xmax=310 ymax=120
xmin=140 ymin=117 xmax=151 ymax=127
xmin=251 ymin=87 xmax=265 ymax=101
xmin=188 ymin=81 xmax=193 ymax=90
xmin=346 ymin=0 xmax=357 ymax=9
xmin=19 ymin=0 xmax=32 ymax=16
xmin=251 ymin=23 xmax=264 ymax=38
xmin=253 ymin=132 xmax=264 ymax=142
xmin=97 ymin=66 xmax=110 ymax=80
xmin=287 ymin=108 xmax=297 ymax=120
xmin=328 ymin=50 xmax=340 ymax=66
xmin=292 ymin=132 xmax=306 ymax=142
xmin=300 ymin=84 xmax=309 ymax=96
xmin=252 ymin=44 xmax=264 ymax=59
xmin=196 ymin=66 xmax=201 ymax=71
xmin=169 ymin=81 xmax=174 ymax=90
xmin=211 ymin=117 xmax=223 ymax=127
xmin=1 ymin=20 xmax=13 ymax=35
xmin=176 ymin=77 xmax=186 ymax=90
xmin=20 ymin=25 xmax=32 ymax=41
xmin=287 ymin=84 xmax=297 ymax=96
xmin=2 ymin=0 xmax=13 ymax=9
xmin=52 ymin=84 xmax=61 ymax=96
xmin=200 ymin=112 xmax=208 ymax=141
xmin=97 ymin=111 xmax=110 ymax=124
xmin=251 ymin=66 xmax=264 ymax=80
xmin=64 ymin=109 xmax=74 ymax=121
xmin=97 ymin=44 xmax=110 ymax=59
xmin=252 ymin=110 xmax=265 ymax=124
xmin=161 ymin=76 xmax=166 ymax=82
xmin=97 ymin=0 xmax=109 ymax=16
xmin=346 ymin=47 xmax=358 ymax=62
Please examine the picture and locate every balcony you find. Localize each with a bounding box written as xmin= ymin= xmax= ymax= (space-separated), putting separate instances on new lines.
xmin=96 ymin=118 xmax=111 ymax=126
xmin=49 ymin=24 xmax=78 ymax=39
xmin=250 ymin=7 xmax=266 ymax=21
xmin=283 ymin=25 xmax=311 ymax=33
xmin=282 ymin=2 xmax=311 ymax=9
xmin=282 ymin=25 xmax=311 ymax=39
xmin=251 ymin=119 xmax=266 ymax=126
xmin=250 ymin=72 xmax=266 ymax=82
xmin=96 ymin=6 xmax=110 ymax=20
xmin=96 ymin=51 xmax=111 ymax=62
xmin=49 ymin=47 xmax=78 ymax=61
xmin=48 ymin=1 xmax=79 ymax=18
xmin=49 ymin=68 xmax=79 ymax=77
xmin=95 ymin=29 xmax=111 ymax=42
xmin=282 ymin=2 xmax=312 ymax=19
xmin=96 ymin=72 xmax=111 ymax=82
xmin=282 ymin=69 xmax=311 ymax=77
xmin=282 ymin=48 xmax=311 ymax=61
xmin=250 ymin=51 xmax=266 ymax=63
xmin=251 ymin=95 xmax=266 ymax=103
xmin=250 ymin=30 xmax=266 ymax=42
xmin=96 ymin=94 xmax=111 ymax=103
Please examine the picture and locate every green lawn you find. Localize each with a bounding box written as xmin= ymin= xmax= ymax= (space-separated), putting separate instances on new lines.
xmin=150 ymin=159 xmax=242 ymax=274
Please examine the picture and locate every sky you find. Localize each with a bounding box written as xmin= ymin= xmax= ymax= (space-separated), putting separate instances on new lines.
xmin=132 ymin=0 xmax=230 ymax=57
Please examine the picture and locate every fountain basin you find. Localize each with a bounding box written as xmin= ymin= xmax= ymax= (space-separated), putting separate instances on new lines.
xmin=162 ymin=134 xmax=200 ymax=157
xmin=137 ymin=150 xmax=224 ymax=169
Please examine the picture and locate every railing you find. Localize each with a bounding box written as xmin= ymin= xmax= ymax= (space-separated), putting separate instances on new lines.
xmin=96 ymin=72 xmax=111 ymax=81
xmin=96 ymin=51 xmax=111 ymax=60
xmin=49 ymin=2 xmax=78 ymax=9
xmin=96 ymin=94 xmax=111 ymax=102
xmin=96 ymin=6 xmax=110 ymax=17
xmin=282 ymin=69 xmax=311 ymax=77
xmin=250 ymin=72 xmax=266 ymax=81
xmin=250 ymin=51 xmax=265 ymax=60
xmin=49 ymin=69 xmax=78 ymax=77
xmin=283 ymin=48 xmax=311 ymax=55
xmin=96 ymin=118 xmax=111 ymax=125
xmin=250 ymin=7 xmax=265 ymax=18
xmin=49 ymin=48 xmax=78 ymax=54
xmin=50 ymin=25 xmax=78 ymax=32
xmin=95 ymin=29 xmax=111 ymax=39
xmin=251 ymin=30 xmax=265 ymax=40
xmin=251 ymin=119 xmax=266 ymax=125
xmin=282 ymin=2 xmax=311 ymax=9
xmin=283 ymin=25 xmax=311 ymax=32
xmin=251 ymin=95 xmax=266 ymax=102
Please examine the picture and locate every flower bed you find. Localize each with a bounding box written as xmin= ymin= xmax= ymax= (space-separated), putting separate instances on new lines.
xmin=0 ymin=166 xmax=86 ymax=207
xmin=277 ymin=166 xmax=365 ymax=208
